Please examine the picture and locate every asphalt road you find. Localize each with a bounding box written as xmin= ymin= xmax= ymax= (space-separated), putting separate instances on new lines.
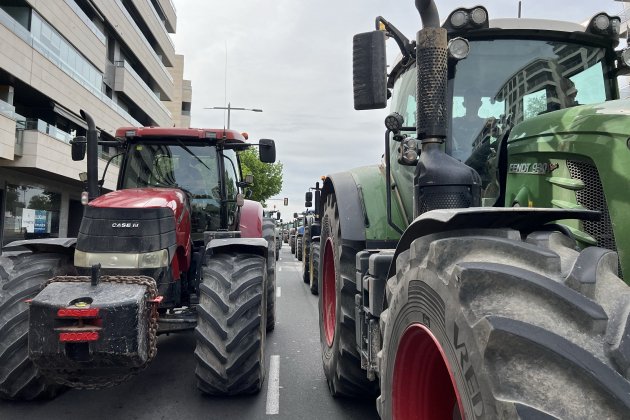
xmin=0 ymin=244 xmax=380 ymax=420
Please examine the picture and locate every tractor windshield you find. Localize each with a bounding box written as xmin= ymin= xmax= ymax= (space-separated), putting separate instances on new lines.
xmin=120 ymin=142 xmax=222 ymax=236
xmin=391 ymin=38 xmax=613 ymax=162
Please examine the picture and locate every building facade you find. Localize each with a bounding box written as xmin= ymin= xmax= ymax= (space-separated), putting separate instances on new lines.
xmin=0 ymin=0 xmax=192 ymax=247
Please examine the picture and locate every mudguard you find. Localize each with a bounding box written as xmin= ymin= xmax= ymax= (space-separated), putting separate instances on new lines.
xmin=322 ymin=166 xmax=404 ymax=248
xmin=387 ymin=207 xmax=599 ymax=278
xmin=240 ymin=200 xmax=263 ymax=238
xmin=3 ymin=238 xmax=77 ymax=254
xmin=206 ymin=237 xmax=268 ymax=259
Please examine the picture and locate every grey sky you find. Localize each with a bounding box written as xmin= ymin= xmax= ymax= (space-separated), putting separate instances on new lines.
xmin=171 ymin=0 xmax=625 ymax=220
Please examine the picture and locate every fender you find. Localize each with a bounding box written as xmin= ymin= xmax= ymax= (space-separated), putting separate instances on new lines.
xmin=3 ymin=238 xmax=77 ymax=254
xmin=206 ymin=237 xmax=268 ymax=258
xmin=387 ymin=207 xmax=600 ymax=278
xmin=322 ymin=167 xmax=403 ymax=248
xmin=240 ymin=199 xmax=263 ymax=238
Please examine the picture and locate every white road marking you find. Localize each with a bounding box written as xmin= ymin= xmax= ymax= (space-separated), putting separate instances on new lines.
xmin=278 ymin=266 xmax=282 ymax=272
xmin=266 ymin=355 xmax=280 ymax=415
xmin=276 ymin=287 xmax=281 ymax=298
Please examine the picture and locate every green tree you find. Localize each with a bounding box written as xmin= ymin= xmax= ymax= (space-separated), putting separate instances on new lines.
xmin=238 ymin=148 xmax=283 ymax=206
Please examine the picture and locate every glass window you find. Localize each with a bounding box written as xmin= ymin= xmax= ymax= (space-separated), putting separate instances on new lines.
xmin=222 ymin=150 xmax=240 ymax=228
xmin=2 ymin=184 xmax=61 ymax=246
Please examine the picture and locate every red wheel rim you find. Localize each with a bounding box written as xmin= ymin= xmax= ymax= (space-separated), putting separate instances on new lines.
xmin=392 ymin=324 xmax=464 ymax=420
xmin=322 ymin=238 xmax=336 ymax=347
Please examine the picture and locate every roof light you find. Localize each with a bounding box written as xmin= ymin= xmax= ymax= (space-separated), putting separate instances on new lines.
xmin=125 ymin=130 xmax=136 ymax=137
xmin=611 ymin=18 xmax=621 ymax=35
xmin=81 ymin=191 xmax=89 ymax=205
xmin=205 ymin=131 xmax=217 ymax=139
xmin=450 ymin=10 xmax=469 ymax=28
xmin=594 ymin=14 xmax=610 ymax=31
xmin=385 ymin=112 xmax=404 ymax=132
xmin=621 ymin=48 xmax=630 ymax=67
xmin=471 ymin=8 xmax=487 ymax=26
xmin=448 ymin=37 xmax=470 ymax=60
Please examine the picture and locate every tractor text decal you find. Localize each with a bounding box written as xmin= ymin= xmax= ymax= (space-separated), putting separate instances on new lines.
xmin=508 ymin=162 xmax=559 ymax=175
xmin=112 ymin=222 xmax=140 ymax=228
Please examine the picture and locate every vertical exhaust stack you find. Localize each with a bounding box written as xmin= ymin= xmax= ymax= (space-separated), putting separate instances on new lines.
xmin=412 ymin=0 xmax=482 ymax=218
xmin=80 ymin=110 xmax=100 ymax=201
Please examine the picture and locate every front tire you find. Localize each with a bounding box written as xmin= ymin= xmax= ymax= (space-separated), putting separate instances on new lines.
xmin=0 ymin=252 xmax=75 ymax=400
xmin=296 ymin=236 xmax=303 ymax=261
xmin=318 ymin=193 xmax=378 ymax=397
xmin=195 ymin=252 xmax=267 ymax=395
xmin=302 ymin=226 xmax=311 ymax=284
xmin=378 ymin=229 xmax=630 ymax=419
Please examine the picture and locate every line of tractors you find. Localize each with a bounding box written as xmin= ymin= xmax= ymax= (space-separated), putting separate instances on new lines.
xmin=2 ymin=0 xmax=630 ymax=418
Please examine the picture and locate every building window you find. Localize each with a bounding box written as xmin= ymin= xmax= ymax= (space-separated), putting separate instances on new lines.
xmin=2 ymin=184 xmax=61 ymax=246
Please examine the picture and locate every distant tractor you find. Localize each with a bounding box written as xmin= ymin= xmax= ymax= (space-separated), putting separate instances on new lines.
xmin=316 ymin=1 xmax=630 ymax=418
xmin=301 ymin=183 xmax=322 ymax=294
xmin=0 ymin=111 xmax=277 ymax=399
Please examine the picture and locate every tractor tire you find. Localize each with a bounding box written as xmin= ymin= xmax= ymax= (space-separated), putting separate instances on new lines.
xmin=290 ymin=237 xmax=296 ymax=255
xmin=263 ymin=218 xmax=276 ymax=332
xmin=318 ymin=193 xmax=378 ymax=398
xmin=195 ymin=252 xmax=267 ymax=395
xmin=302 ymin=226 xmax=311 ymax=284
xmin=309 ymin=238 xmax=320 ymax=295
xmin=0 ymin=252 xmax=75 ymax=400
xmin=377 ymin=229 xmax=630 ymax=419
xmin=296 ymin=237 xmax=303 ymax=261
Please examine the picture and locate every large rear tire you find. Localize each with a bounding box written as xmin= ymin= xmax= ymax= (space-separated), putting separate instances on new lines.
xmin=0 ymin=252 xmax=75 ymax=400
xmin=378 ymin=229 xmax=630 ymax=419
xmin=195 ymin=252 xmax=267 ymax=395
xmin=318 ymin=193 xmax=378 ymax=397
xmin=296 ymin=236 xmax=303 ymax=261
xmin=263 ymin=218 xmax=276 ymax=332
xmin=309 ymin=238 xmax=320 ymax=295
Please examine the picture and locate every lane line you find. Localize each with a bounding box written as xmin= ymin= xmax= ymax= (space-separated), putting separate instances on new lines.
xmin=266 ymin=355 xmax=280 ymax=415
xmin=276 ymin=287 xmax=281 ymax=298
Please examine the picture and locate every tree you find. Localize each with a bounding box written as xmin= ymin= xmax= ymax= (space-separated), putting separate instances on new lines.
xmin=238 ymin=148 xmax=283 ymax=206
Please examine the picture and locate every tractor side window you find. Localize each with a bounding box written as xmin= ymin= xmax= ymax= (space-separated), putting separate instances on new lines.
xmin=222 ymin=149 xmax=239 ymax=228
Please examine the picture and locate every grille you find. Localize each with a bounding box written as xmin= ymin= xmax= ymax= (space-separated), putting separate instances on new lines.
xmin=566 ymin=160 xmax=616 ymax=252
xmin=418 ymin=189 xmax=471 ymax=214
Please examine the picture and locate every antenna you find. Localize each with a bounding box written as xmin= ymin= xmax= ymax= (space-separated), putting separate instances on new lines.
xmin=223 ymin=41 xmax=228 ymax=130
xmin=518 ymin=1 xmax=522 ymax=18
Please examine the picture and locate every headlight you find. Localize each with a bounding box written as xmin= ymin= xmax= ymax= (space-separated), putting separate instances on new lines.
xmin=448 ymin=37 xmax=470 ymax=60
xmin=594 ymin=14 xmax=610 ymax=31
xmin=450 ymin=10 xmax=468 ymax=28
xmin=74 ymin=249 xmax=169 ymax=268
xmin=470 ymin=8 xmax=487 ymax=26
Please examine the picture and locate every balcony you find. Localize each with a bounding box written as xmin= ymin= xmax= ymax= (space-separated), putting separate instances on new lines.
xmin=1 ymin=124 xmax=118 ymax=190
xmin=113 ymin=60 xmax=172 ymax=126
xmin=155 ymin=0 xmax=177 ymax=33
xmin=130 ymin=0 xmax=175 ymax=66
xmin=92 ymin=0 xmax=174 ymax=101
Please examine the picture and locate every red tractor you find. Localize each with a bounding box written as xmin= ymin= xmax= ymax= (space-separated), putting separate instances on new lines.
xmin=0 ymin=111 xmax=277 ymax=399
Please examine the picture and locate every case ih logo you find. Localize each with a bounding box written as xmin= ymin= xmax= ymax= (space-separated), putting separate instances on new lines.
xmin=111 ymin=222 xmax=139 ymax=228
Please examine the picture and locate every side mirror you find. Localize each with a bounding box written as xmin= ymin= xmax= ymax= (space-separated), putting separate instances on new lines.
xmin=259 ymin=139 xmax=276 ymax=163
xmin=293 ymin=212 xmax=298 ymax=218
xmin=353 ymin=31 xmax=388 ymax=110
xmin=305 ymin=191 xmax=313 ymax=202
xmin=276 ymin=212 xmax=281 ymax=220
xmin=71 ymin=136 xmax=87 ymax=161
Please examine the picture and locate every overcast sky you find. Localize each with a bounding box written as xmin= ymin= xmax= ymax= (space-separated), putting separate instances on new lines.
xmin=171 ymin=0 xmax=624 ymax=220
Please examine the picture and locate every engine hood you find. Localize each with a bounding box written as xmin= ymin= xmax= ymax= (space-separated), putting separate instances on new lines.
xmin=89 ymin=188 xmax=186 ymax=220
xmin=510 ymin=100 xmax=630 ymax=142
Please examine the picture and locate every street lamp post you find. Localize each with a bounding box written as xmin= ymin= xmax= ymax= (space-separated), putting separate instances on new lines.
xmin=204 ymin=102 xmax=263 ymax=129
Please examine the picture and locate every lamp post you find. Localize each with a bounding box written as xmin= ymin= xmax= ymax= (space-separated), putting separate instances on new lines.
xmin=204 ymin=102 xmax=263 ymax=129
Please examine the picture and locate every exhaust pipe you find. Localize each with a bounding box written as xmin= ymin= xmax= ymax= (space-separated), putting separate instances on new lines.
xmin=415 ymin=0 xmax=440 ymax=28
xmin=80 ymin=110 xmax=100 ymax=200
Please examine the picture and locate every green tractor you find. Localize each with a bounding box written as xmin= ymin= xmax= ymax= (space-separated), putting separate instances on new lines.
xmin=317 ymin=1 xmax=630 ymax=418
xmin=301 ymin=183 xmax=322 ymax=294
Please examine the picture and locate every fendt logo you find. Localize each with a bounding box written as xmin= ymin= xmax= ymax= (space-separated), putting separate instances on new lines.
xmin=111 ymin=222 xmax=140 ymax=228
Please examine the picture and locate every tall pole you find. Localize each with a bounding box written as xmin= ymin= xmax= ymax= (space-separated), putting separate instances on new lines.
xmin=204 ymin=103 xmax=262 ymax=129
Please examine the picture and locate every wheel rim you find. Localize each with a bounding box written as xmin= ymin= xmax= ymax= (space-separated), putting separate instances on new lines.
xmin=392 ymin=324 xmax=463 ymax=420
xmin=322 ymin=237 xmax=336 ymax=347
